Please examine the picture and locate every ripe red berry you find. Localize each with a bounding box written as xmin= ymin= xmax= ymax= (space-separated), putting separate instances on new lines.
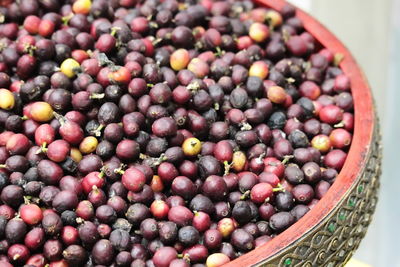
xmin=263 ymin=157 xmax=285 ymax=178
xmin=287 ymin=36 xmax=308 ymax=56
xmin=319 ymin=105 xmax=343 ymax=124
xmin=23 ymin=15 xmax=41 ymax=34
xmin=20 ymin=204 xmax=43 ymax=225
xmin=121 ymin=167 xmax=146 ymax=192
xmin=329 ymin=128 xmax=352 ymax=149
xmin=250 ymin=183 xmax=274 ymax=204
xmin=82 ymin=172 xmax=105 ymax=194
xmin=193 ymin=211 xmax=211 ymax=232
xmin=150 ymin=200 xmax=170 ymax=220
xmin=38 ymin=19 xmax=55 ymax=37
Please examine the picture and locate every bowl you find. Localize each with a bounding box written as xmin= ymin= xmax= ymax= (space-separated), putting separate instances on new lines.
xmin=0 ymin=0 xmax=381 ymax=266
xmin=225 ymin=1 xmax=382 ymax=266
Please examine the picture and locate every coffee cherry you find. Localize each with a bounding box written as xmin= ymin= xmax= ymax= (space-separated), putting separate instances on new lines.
xmin=250 ymin=183 xmax=274 ymax=204
xmin=266 ymin=10 xmax=283 ymax=27
xmin=23 ymin=15 xmax=41 ymax=34
xmin=329 ymin=128 xmax=352 ymax=149
xmin=73 ymin=0 xmax=92 ymax=14
xmin=0 ymin=89 xmax=15 ymax=110
xmin=170 ymin=49 xmax=190 ymax=71
xmin=267 ymin=86 xmax=287 ymax=104
xmin=188 ymin=58 xmax=210 ymax=78
xmin=249 ymin=61 xmax=269 ymax=80
xmin=79 ymin=136 xmax=98 ymax=154
xmin=29 ymin=102 xmax=54 ymax=122
xmin=182 ymin=137 xmax=202 ymax=156
xmin=38 ymin=19 xmax=55 ymax=37
xmin=249 ymin=22 xmax=270 ymax=43
xmin=206 ymin=253 xmax=230 ymax=267
xmin=20 ymin=204 xmax=43 ymax=225
xmin=60 ymin=59 xmax=80 ymax=78
xmin=311 ymin=134 xmax=331 ymax=153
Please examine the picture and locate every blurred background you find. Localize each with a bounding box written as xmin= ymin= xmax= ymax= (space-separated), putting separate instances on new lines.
xmin=288 ymin=0 xmax=400 ymax=266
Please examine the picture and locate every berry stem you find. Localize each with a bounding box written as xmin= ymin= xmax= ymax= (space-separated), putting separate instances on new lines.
xmin=53 ymin=112 xmax=65 ymax=125
xmin=35 ymin=142 xmax=48 ymax=154
xmin=61 ymin=13 xmax=74 ymax=25
xmin=110 ymin=27 xmax=121 ymax=37
xmin=256 ymin=152 xmax=266 ymax=164
xmin=240 ymin=122 xmax=252 ymax=131
xmin=98 ymin=169 xmax=105 ymax=179
xmin=215 ymin=46 xmax=224 ymax=57
xmin=94 ymin=124 xmax=104 ymax=137
xmin=89 ymin=93 xmax=105 ymax=99
xmin=224 ymin=161 xmax=232 ymax=175
xmin=281 ymin=155 xmax=294 ymax=165
xmin=272 ymin=187 xmax=285 ymax=192
xmin=23 ymin=196 xmax=32 ymax=205
xmin=273 ymin=183 xmax=285 ymax=192
xmin=139 ymin=153 xmax=149 ymax=160
xmin=334 ymin=121 xmax=345 ymax=128
xmin=240 ymin=190 xmax=250 ymax=200
xmin=114 ymin=164 xmax=126 ymax=175
xmin=98 ymin=53 xmax=115 ymax=67
xmin=152 ymin=38 xmax=162 ymax=46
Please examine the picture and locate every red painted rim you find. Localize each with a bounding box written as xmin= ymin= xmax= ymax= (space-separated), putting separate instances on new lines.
xmin=224 ymin=0 xmax=375 ymax=266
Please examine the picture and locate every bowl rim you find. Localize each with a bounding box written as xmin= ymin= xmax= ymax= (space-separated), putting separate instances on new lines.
xmin=224 ymin=0 xmax=375 ymax=266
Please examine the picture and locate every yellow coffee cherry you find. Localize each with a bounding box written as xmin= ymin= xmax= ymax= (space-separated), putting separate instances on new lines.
xmin=72 ymin=0 xmax=92 ymax=15
xmin=249 ymin=61 xmax=269 ymax=80
xmin=266 ymin=10 xmax=283 ymax=27
xmin=170 ymin=49 xmax=190 ymax=71
xmin=0 ymin=89 xmax=15 ymax=110
xmin=249 ymin=22 xmax=270 ymax=43
xmin=311 ymin=134 xmax=332 ymax=153
xmin=231 ymin=151 xmax=247 ymax=172
xmin=206 ymin=253 xmax=231 ymax=267
xmin=79 ymin=136 xmax=99 ymax=154
xmin=182 ymin=137 xmax=202 ymax=156
xmin=29 ymin=102 xmax=54 ymax=122
xmin=70 ymin=147 xmax=83 ymax=162
xmin=60 ymin=58 xmax=80 ymax=78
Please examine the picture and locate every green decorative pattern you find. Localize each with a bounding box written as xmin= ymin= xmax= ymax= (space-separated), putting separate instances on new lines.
xmin=258 ymin=120 xmax=381 ymax=267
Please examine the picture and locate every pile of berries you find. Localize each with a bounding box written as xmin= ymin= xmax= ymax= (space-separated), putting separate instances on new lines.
xmin=0 ymin=0 xmax=353 ymax=266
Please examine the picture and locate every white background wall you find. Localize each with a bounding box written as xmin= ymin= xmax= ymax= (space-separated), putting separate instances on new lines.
xmin=288 ymin=0 xmax=400 ymax=266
